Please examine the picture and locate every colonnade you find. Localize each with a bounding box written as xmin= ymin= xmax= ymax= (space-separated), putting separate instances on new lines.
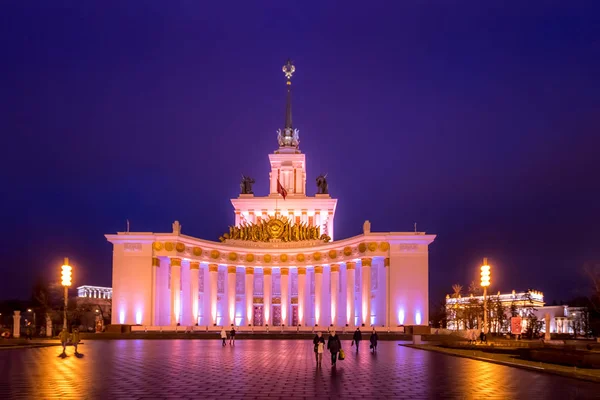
xmin=157 ymin=257 xmax=387 ymax=328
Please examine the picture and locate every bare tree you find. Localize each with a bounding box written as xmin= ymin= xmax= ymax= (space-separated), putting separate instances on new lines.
xmin=452 ymin=284 xmax=463 ymax=331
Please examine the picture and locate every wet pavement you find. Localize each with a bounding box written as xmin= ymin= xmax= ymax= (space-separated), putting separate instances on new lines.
xmin=0 ymin=340 xmax=599 ymax=399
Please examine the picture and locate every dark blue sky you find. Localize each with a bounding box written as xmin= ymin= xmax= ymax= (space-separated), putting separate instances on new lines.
xmin=1 ymin=2 xmax=599 ymax=305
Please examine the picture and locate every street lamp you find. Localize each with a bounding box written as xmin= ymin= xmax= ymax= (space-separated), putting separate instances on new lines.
xmin=27 ymin=308 xmax=36 ymax=331
xmin=480 ymin=257 xmax=491 ymax=334
xmin=61 ymin=257 xmax=72 ymax=329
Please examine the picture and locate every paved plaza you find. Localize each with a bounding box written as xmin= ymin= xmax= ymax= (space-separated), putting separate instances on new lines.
xmin=1 ymin=340 xmax=599 ymax=399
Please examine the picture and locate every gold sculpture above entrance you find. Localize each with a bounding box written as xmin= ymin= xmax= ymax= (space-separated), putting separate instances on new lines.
xmin=220 ymin=215 xmax=331 ymax=243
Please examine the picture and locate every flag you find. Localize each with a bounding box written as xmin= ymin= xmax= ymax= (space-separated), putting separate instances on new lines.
xmin=277 ymin=179 xmax=287 ymax=200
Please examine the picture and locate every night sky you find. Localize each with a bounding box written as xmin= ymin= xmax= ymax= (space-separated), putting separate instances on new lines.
xmin=2 ymin=2 xmax=599 ymax=306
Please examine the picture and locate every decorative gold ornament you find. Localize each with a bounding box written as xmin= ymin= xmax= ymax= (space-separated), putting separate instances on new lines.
xmin=291 ymin=297 xmax=298 ymax=304
xmin=165 ymin=242 xmax=174 ymax=251
xmin=153 ymin=242 xmax=163 ymax=251
xmin=246 ymin=267 xmax=254 ymax=275
xmin=368 ymin=242 xmax=377 ymax=252
xmin=263 ymin=254 xmax=272 ymax=263
xmin=219 ymin=215 xmax=331 ymax=243
xmin=298 ymin=267 xmax=306 ymax=275
xmin=272 ymin=298 xmax=281 ymax=304
xmin=190 ymin=262 xmax=200 ymax=270
xmin=192 ymin=247 xmax=202 ymax=256
xmin=152 ymin=257 xmax=160 ymax=267
xmin=361 ymin=258 xmax=372 ymax=267
xmin=210 ymin=250 xmax=220 ymax=259
xmin=384 ymin=258 xmax=390 ymax=267
xmin=176 ymin=243 xmax=185 ymax=252
xmin=331 ymin=264 xmax=340 ymax=273
xmin=346 ymin=261 xmax=356 ymax=270
xmin=314 ymin=266 xmax=323 ymax=274
xmin=170 ymin=258 xmax=182 ymax=267
xmin=280 ymin=254 xmax=288 ymax=262
xmin=379 ymin=242 xmax=390 ymax=252
xmin=358 ymin=243 xmax=367 ymax=253
xmin=280 ymin=267 xmax=289 ymax=275
xmin=313 ymin=252 xmax=322 ymax=261
xmin=227 ymin=266 xmax=236 ymax=274
xmin=343 ymin=246 xmax=352 ymax=256
xmin=253 ymin=297 xmax=264 ymax=304
xmin=328 ymin=250 xmax=337 ymax=259
xmin=228 ymin=252 xmax=238 ymax=262
xmin=296 ymin=253 xmax=305 ymax=262
xmin=208 ymin=264 xmax=218 ymax=272
xmin=263 ymin=267 xmax=272 ymax=275
xmin=245 ymin=253 xmax=255 ymax=262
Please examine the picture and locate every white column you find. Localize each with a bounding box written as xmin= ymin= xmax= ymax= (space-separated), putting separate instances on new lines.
xmin=209 ymin=264 xmax=218 ymax=325
xmin=328 ymin=211 xmax=334 ymax=240
xmin=298 ymin=267 xmax=306 ymax=325
xmin=301 ymin=211 xmax=308 ymax=224
xmin=152 ymin=257 xmax=160 ymax=325
xmin=281 ymin=267 xmax=289 ymax=325
xmin=13 ymin=311 xmax=21 ymax=338
xmin=235 ymin=211 xmax=241 ymax=226
xmin=295 ymin=166 xmax=303 ymax=194
xmin=384 ymin=258 xmax=389 ymax=327
xmin=314 ymin=266 xmax=323 ymax=326
xmin=315 ymin=210 xmax=321 ymax=228
xmin=190 ymin=262 xmax=200 ymax=326
xmin=331 ymin=264 xmax=339 ymax=327
xmin=170 ymin=258 xmax=182 ymax=326
xmin=264 ymin=267 xmax=272 ymax=326
xmin=245 ymin=267 xmax=254 ymax=325
xmin=346 ymin=262 xmax=356 ymax=326
xmin=361 ymin=258 xmax=372 ymax=327
xmin=227 ymin=266 xmax=236 ymax=326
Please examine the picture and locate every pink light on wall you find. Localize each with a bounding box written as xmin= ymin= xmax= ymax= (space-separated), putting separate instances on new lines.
xmin=362 ymin=301 xmax=368 ymax=325
xmin=398 ymin=309 xmax=405 ymax=325
xmin=229 ymin=305 xmax=235 ymax=325
xmin=135 ymin=310 xmax=142 ymax=325
xmin=119 ymin=309 xmax=125 ymax=324
xmin=174 ymin=297 xmax=181 ymax=324
xmin=211 ymin=300 xmax=217 ymax=325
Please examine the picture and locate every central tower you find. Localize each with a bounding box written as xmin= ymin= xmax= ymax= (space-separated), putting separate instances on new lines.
xmin=269 ymin=59 xmax=306 ymax=197
xmin=231 ymin=60 xmax=337 ymax=239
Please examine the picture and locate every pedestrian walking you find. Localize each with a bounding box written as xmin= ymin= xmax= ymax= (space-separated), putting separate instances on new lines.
xmin=327 ymin=331 xmax=342 ymax=367
xmin=352 ymin=327 xmax=362 ymax=353
xmin=25 ymin=324 xmax=32 ymax=340
xmin=229 ymin=326 xmax=236 ymax=345
xmin=220 ymin=327 xmax=227 ymax=346
xmin=71 ymin=328 xmax=81 ymax=355
xmin=369 ymin=329 xmax=378 ymax=353
xmin=313 ymin=332 xmax=325 ymax=367
xmin=59 ymin=328 xmax=70 ymax=355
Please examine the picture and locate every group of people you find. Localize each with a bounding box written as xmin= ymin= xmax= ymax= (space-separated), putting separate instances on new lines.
xmin=220 ymin=326 xmax=236 ymax=346
xmin=58 ymin=327 xmax=81 ymax=355
xmin=313 ymin=328 xmax=379 ymax=368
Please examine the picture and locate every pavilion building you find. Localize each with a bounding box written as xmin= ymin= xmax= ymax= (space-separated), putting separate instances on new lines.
xmin=106 ymin=61 xmax=436 ymax=330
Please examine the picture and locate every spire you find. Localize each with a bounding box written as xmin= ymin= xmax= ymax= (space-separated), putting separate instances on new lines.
xmin=283 ymin=59 xmax=294 ymax=129
xmin=277 ymin=59 xmax=300 ymax=150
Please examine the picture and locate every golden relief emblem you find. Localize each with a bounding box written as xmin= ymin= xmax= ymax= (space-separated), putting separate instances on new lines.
xmin=219 ymin=215 xmax=331 ymax=243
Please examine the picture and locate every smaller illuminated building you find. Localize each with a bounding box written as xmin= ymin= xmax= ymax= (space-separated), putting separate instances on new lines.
xmin=77 ymin=285 xmax=112 ymax=299
xmin=446 ymin=289 xmax=588 ymax=334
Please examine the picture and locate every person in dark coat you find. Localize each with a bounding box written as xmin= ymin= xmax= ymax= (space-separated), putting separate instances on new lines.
xmin=229 ymin=326 xmax=236 ymax=345
xmin=313 ymin=332 xmax=325 ymax=366
xmin=327 ymin=331 xmax=342 ymax=367
xmin=369 ymin=329 xmax=378 ymax=353
xmin=352 ymin=328 xmax=362 ymax=353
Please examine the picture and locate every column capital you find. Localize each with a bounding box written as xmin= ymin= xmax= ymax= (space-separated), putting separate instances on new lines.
xmin=263 ymin=267 xmax=272 ymax=276
xmin=331 ymin=264 xmax=340 ymax=273
xmin=227 ymin=266 xmax=236 ymax=274
xmin=361 ymin=258 xmax=372 ymax=267
xmin=190 ymin=261 xmax=200 ymax=270
xmin=346 ymin=262 xmax=356 ymax=270
xmin=208 ymin=264 xmax=218 ymax=273
xmin=384 ymin=258 xmax=390 ymax=267
xmin=314 ymin=266 xmax=323 ymax=274
xmin=298 ymin=267 xmax=306 ymax=275
xmin=246 ymin=267 xmax=254 ymax=275
xmin=280 ymin=267 xmax=289 ymax=276
xmin=170 ymin=258 xmax=182 ymax=267
xmin=152 ymin=257 xmax=160 ymax=267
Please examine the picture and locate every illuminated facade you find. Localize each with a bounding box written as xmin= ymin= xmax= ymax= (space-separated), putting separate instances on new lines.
xmin=106 ymin=61 xmax=436 ymax=329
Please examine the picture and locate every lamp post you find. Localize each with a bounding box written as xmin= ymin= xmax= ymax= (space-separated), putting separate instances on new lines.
xmin=480 ymin=257 xmax=491 ymax=334
xmin=27 ymin=309 xmax=36 ymax=333
xmin=61 ymin=258 xmax=72 ymax=330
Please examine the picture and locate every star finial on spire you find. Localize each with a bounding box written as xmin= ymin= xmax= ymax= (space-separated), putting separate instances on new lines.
xmin=282 ymin=59 xmax=295 ymax=82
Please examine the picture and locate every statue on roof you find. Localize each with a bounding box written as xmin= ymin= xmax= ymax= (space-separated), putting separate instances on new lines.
xmin=240 ymin=175 xmax=255 ymax=194
xmin=316 ymin=174 xmax=328 ymax=194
